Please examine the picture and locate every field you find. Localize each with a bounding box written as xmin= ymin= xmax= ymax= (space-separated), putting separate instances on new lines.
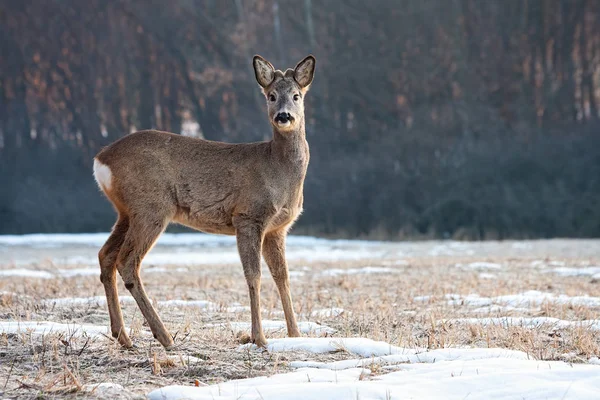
xmin=1 ymin=234 xmax=600 ymax=399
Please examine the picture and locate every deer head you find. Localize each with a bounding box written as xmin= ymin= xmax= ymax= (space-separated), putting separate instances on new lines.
xmin=253 ymin=55 xmax=316 ymax=132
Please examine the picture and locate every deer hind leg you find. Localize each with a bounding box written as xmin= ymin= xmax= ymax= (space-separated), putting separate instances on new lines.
xmin=116 ymin=215 xmax=174 ymax=349
xmin=263 ymin=230 xmax=301 ymax=337
xmin=234 ymin=217 xmax=267 ymax=347
xmin=99 ymin=215 xmax=132 ymax=347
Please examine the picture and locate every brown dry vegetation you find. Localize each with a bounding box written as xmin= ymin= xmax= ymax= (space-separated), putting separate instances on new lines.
xmin=0 ymin=239 xmax=599 ymax=399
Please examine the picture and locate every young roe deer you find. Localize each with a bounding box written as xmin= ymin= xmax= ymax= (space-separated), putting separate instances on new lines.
xmin=93 ymin=55 xmax=316 ymax=349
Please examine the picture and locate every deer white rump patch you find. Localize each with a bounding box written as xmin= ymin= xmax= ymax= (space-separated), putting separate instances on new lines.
xmin=93 ymin=158 xmax=113 ymax=191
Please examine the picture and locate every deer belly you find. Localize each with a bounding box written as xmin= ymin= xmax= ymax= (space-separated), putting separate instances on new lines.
xmin=173 ymin=206 xmax=236 ymax=235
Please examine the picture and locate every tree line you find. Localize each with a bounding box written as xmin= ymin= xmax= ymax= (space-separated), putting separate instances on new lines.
xmin=1 ymin=0 xmax=599 ymax=238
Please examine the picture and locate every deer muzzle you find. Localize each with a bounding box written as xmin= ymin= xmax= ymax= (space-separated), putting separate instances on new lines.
xmin=274 ymin=112 xmax=294 ymax=126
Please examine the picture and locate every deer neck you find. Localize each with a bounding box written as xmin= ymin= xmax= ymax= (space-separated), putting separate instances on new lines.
xmin=271 ymin=121 xmax=309 ymax=166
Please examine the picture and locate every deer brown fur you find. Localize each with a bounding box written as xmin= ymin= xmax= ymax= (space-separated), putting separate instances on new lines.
xmin=93 ymin=55 xmax=316 ymax=349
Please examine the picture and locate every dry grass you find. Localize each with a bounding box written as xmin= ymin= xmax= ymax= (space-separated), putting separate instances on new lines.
xmin=1 ymin=239 xmax=599 ymax=398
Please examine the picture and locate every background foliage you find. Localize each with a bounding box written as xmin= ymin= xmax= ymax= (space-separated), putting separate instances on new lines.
xmin=1 ymin=0 xmax=599 ymax=238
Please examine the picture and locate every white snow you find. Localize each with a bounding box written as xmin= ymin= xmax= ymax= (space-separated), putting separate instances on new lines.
xmin=289 ymin=347 xmax=528 ymax=370
xmin=43 ymin=296 xmax=242 ymax=312
xmin=445 ymin=317 xmax=600 ymax=331
xmin=310 ymin=308 xmax=346 ymax=318
xmin=288 ymin=270 xmax=305 ymax=278
xmin=457 ymin=261 xmax=502 ymax=270
xmin=552 ymin=266 xmax=600 ymax=279
xmin=225 ymin=321 xmax=335 ymax=335
xmin=319 ymin=266 xmax=396 ymax=277
xmin=492 ymin=291 xmax=600 ymax=308
xmin=417 ymin=290 xmax=600 ymax=309
xmin=470 ymin=305 xmax=532 ymax=314
xmin=428 ymin=242 xmax=475 ymax=256
xmin=56 ymin=267 xmax=101 ymax=278
xmin=511 ymin=242 xmax=532 ymax=249
xmin=44 ymin=296 xmax=135 ymax=307
xmin=148 ymin=368 xmax=371 ymax=400
xmin=0 ymin=232 xmax=386 ymax=248
xmin=413 ymin=295 xmax=432 ymax=303
xmin=158 ymin=299 xmax=217 ymax=309
xmin=225 ymin=303 xmax=251 ymax=313
xmin=82 ymin=382 xmax=125 ymax=396
xmin=0 ymin=233 xmax=403 ymax=267
xmin=149 ymin=343 xmax=600 ymax=400
xmin=0 ymin=320 xmax=137 ymax=337
xmin=0 ymin=233 xmax=237 ymax=247
xmin=241 ymin=337 xmax=419 ymax=357
xmin=0 ymin=266 xmax=181 ymax=279
xmin=0 ymin=268 xmax=54 ymax=279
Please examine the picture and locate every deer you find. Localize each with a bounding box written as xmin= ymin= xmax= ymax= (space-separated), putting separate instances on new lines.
xmin=93 ymin=55 xmax=316 ymax=349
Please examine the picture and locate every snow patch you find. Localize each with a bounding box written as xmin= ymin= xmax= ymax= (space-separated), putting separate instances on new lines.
xmin=288 ymin=270 xmax=305 ymax=278
xmin=82 ymin=382 xmax=125 ymax=396
xmin=417 ymin=290 xmax=600 ymax=309
xmin=456 ymin=261 xmax=502 ymax=270
xmin=148 ymin=368 xmax=370 ymax=400
xmin=290 ymin=347 xmax=528 ymax=370
xmin=310 ymin=308 xmax=346 ymax=318
xmin=148 ymin=348 xmax=600 ymax=400
xmin=241 ymin=337 xmax=420 ymax=357
xmin=43 ymin=296 xmax=244 ymax=312
xmin=0 ymin=232 xmax=387 ymax=248
xmin=0 ymin=321 xmax=145 ymax=337
xmin=552 ymin=266 xmax=600 ymax=279
xmin=44 ymin=296 xmax=135 ymax=307
xmin=0 ymin=269 xmax=54 ymax=279
xmin=319 ymin=266 xmax=396 ymax=277
xmin=428 ymin=242 xmax=475 ymax=256
xmin=445 ymin=317 xmax=600 ymax=331
xmin=470 ymin=305 xmax=532 ymax=314
xmin=223 ymin=321 xmax=335 ymax=335
xmin=0 ymin=265 xmax=190 ymax=280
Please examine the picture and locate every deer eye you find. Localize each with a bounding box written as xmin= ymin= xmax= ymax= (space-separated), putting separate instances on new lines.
xmin=293 ymin=94 xmax=300 ymax=101
xmin=269 ymin=94 xmax=276 ymax=102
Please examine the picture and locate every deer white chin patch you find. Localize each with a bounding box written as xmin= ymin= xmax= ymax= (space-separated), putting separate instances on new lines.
xmin=93 ymin=158 xmax=113 ymax=191
xmin=276 ymin=121 xmax=292 ymax=129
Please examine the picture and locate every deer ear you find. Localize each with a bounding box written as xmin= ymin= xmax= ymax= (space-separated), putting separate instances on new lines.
xmin=253 ymin=55 xmax=275 ymax=88
xmin=294 ymin=55 xmax=316 ymax=88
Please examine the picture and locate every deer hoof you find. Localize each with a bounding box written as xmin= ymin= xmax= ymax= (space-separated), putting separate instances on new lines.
xmin=253 ymin=335 xmax=268 ymax=349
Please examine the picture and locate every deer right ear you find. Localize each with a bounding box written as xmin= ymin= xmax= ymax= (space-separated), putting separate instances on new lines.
xmin=253 ymin=55 xmax=275 ymax=88
xmin=294 ymin=55 xmax=316 ymax=89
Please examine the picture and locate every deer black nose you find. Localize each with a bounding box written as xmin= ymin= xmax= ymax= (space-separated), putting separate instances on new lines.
xmin=275 ymin=112 xmax=291 ymax=123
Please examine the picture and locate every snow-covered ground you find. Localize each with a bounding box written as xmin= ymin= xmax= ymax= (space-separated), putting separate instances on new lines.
xmin=2 ymin=233 xmax=600 ymax=399
xmin=416 ymin=290 xmax=600 ymax=308
xmin=0 ymin=320 xmax=133 ymax=337
xmin=0 ymin=232 xmax=403 ymax=271
xmin=149 ymin=338 xmax=600 ymax=400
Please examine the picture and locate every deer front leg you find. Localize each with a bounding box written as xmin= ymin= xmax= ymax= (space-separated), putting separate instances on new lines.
xmin=263 ymin=230 xmax=301 ymax=337
xmin=234 ymin=219 xmax=267 ymax=348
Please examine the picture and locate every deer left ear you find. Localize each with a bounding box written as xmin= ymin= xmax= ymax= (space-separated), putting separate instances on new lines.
xmin=294 ymin=55 xmax=316 ymax=89
xmin=253 ymin=55 xmax=275 ymax=88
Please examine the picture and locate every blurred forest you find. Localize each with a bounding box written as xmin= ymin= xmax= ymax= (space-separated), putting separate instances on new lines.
xmin=1 ymin=0 xmax=599 ymax=239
